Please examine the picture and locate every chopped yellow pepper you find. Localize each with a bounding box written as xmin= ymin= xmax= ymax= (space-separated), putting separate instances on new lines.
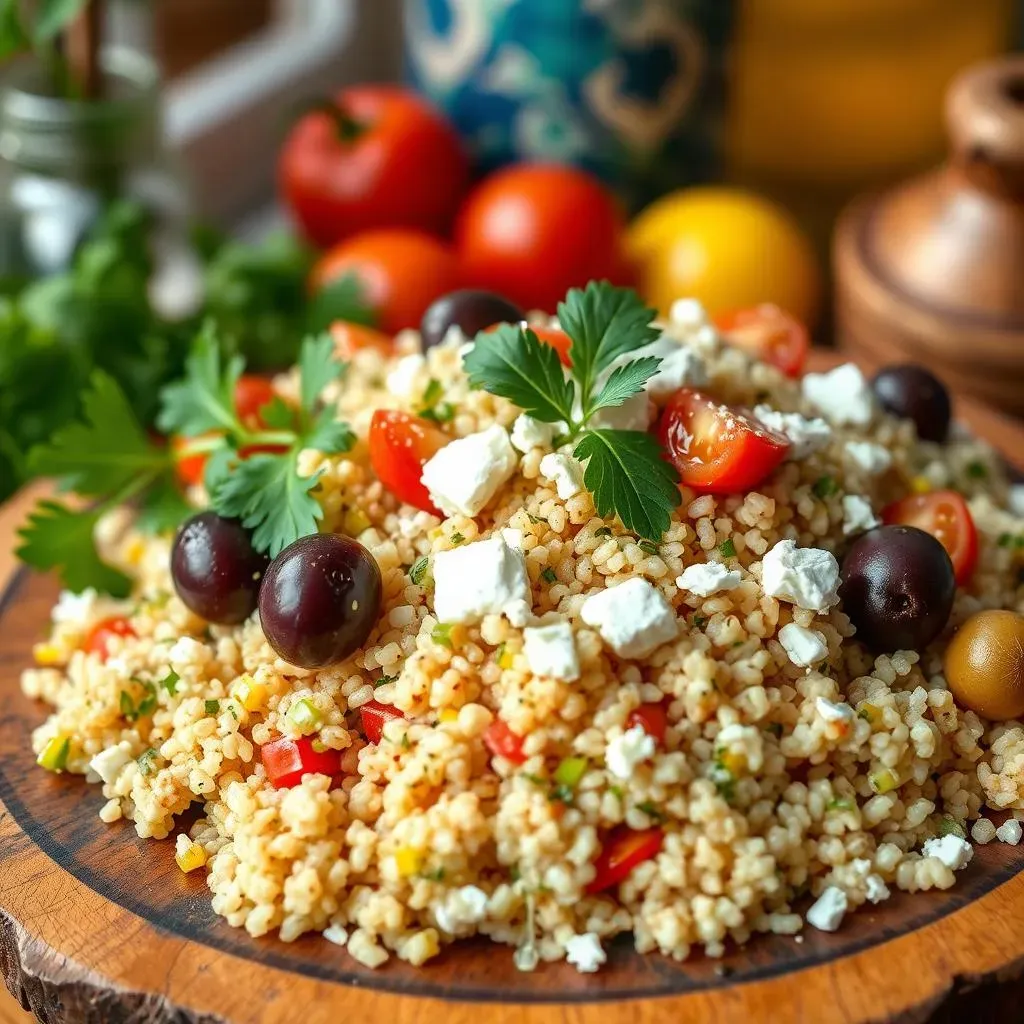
xmin=869 ymin=768 xmax=900 ymax=795
xmin=37 ymin=734 xmax=70 ymax=772
xmin=438 ymin=709 xmax=458 ymax=723
xmin=33 ymin=642 xmax=64 ymax=667
xmin=175 ymin=835 xmax=208 ymax=873
xmin=343 ymin=508 xmax=371 ymax=536
xmin=395 ymin=847 xmax=424 ymax=877
xmin=910 ymin=476 xmax=933 ymax=495
xmin=232 ymin=674 xmax=268 ymax=712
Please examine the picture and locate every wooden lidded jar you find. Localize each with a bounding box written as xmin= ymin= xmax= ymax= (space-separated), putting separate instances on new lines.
xmin=834 ymin=55 xmax=1024 ymax=417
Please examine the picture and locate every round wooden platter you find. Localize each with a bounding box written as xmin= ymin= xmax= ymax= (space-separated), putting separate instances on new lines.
xmin=3 ymin=362 xmax=1024 ymax=1024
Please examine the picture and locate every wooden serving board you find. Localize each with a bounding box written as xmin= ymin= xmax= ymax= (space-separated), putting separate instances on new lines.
xmin=2 ymin=360 xmax=1024 ymax=1024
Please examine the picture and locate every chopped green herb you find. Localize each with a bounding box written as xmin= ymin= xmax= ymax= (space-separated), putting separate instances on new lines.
xmin=999 ymin=533 xmax=1013 ymax=547
xmin=812 ymin=475 xmax=839 ymax=499
xmin=692 ymin=614 xmax=708 ymax=628
xmin=204 ymin=699 xmax=221 ymax=716
xmin=228 ymin=704 xmax=239 ymax=721
xmin=766 ymin=722 xmax=783 ymax=738
xmin=826 ymin=797 xmax=854 ymax=811
xmin=636 ymin=800 xmax=666 ymax=822
xmin=431 ymin=623 xmax=453 ymax=649
xmin=420 ymin=402 xmax=455 ymax=424
xmin=509 ymin=864 xmax=521 ymax=882
xmin=966 ymin=460 xmax=987 ymax=479
xmin=540 ymin=567 xmax=558 ymax=584
xmin=553 ymin=756 xmax=589 ymax=788
xmin=522 ymin=773 xmax=546 ymax=786
xmin=526 ymin=512 xmax=548 ymax=525
xmin=719 ymin=538 xmax=737 ymax=558
xmin=375 ymin=673 xmax=398 ymax=687
xmin=608 ymin=785 xmax=624 ymax=800
xmin=287 ymin=697 xmax=322 ymax=734
xmin=549 ymin=784 xmax=574 ymax=805
xmin=450 ymin=531 xmax=465 ymax=545
xmin=120 ymin=680 xmax=157 ymax=722
xmin=936 ymin=816 xmax=967 ymax=840
xmin=420 ymin=866 xmax=446 ymax=882
xmin=137 ymin=748 xmax=159 ymax=777
xmin=160 ymin=669 xmax=180 ymax=695
xmin=594 ymin=526 xmax=613 ymax=538
xmin=420 ymin=378 xmax=443 ymax=408
xmin=638 ymin=539 xmax=659 ymax=555
xmin=409 ymin=555 xmax=431 ymax=586
xmin=400 ymin=733 xmax=411 ymax=750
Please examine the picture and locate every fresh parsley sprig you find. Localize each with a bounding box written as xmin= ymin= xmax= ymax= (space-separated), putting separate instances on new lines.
xmin=463 ymin=281 xmax=680 ymax=540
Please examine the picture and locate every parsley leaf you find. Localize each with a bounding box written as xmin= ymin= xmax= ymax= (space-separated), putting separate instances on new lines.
xmin=464 ymin=323 xmax=576 ymax=425
xmin=573 ymin=430 xmax=680 ymax=541
xmin=587 ymin=355 xmax=661 ymax=419
xmin=211 ymin=454 xmax=324 ymax=557
xmin=305 ymin=272 xmax=376 ymax=333
xmin=134 ymin=476 xmax=193 ymax=534
xmin=298 ymin=332 xmax=345 ymax=417
xmin=304 ymin=406 xmax=356 ymax=454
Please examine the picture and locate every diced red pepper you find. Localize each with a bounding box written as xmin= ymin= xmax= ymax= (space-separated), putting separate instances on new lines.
xmin=483 ymin=719 xmax=527 ymax=765
xmin=360 ymin=699 xmax=405 ymax=744
xmin=627 ymin=703 xmax=669 ymax=745
xmin=586 ymin=826 xmax=664 ymax=894
xmin=83 ymin=617 xmax=136 ymax=661
xmin=368 ymin=409 xmax=448 ymax=515
xmin=260 ymin=736 xmax=342 ymax=789
xmin=714 ymin=305 xmax=810 ymax=379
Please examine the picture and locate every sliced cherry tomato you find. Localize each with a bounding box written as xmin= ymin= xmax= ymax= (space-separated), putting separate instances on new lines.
xmin=627 ymin=704 xmax=668 ymax=745
xmin=658 ymin=388 xmax=790 ymax=495
xmin=261 ymin=736 xmax=343 ymax=790
xmin=83 ymin=617 xmax=136 ymax=660
xmin=586 ymin=826 xmax=664 ymax=894
xmin=311 ymin=229 xmax=461 ymax=334
xmin=368 ymin=409 xmax=448 ymax=514
xmin=330 ymin=320 xmax=393 ymax=359
xmin=714 ymin=305 xmax=810 ymax=379
xmin=533 ymin=325 xmax=573 ymax=368
xmin=881 ymin=490 xmax=978 ymax=585
xmin=233 ymin=376 xmax=277 ymax=429
xmin=483 ymin=719 xmax=527 ymax=765
xmin=172 ymin=433 xmax=213 ymax=488
xmin=360 ymin=700 xmax=405 ymax=745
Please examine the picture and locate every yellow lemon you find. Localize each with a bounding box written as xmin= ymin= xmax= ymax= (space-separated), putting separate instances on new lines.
xmin=626 ymin=187 xmax=821 ymax=327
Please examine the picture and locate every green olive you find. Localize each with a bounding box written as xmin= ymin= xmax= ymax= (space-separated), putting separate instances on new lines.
xmin=944 ymin=610 xmax=1024 ymax=720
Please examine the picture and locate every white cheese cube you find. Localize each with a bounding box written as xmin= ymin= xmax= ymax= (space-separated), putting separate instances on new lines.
xmin=539 ymin=453 xmax=585 ymax=500
xmin=815 ymin=697 xmax=856 ymax=725
xmin=996 ymin=819 xmax=1023 ymax=845
xmin=580 ymin=578 xmax=678 ymax=659
xmin=845 ymin=441 xmax=893 ymax=476
xmin=433 ymin=534 xmax=530 ymax=625
xmin=588 ymin=390 xmax=654 ymax=432
xmin=752 ymin=405 xmax=833 ymax=460
xmin=841 ymin=495 xmax=880 ymax=536
xmin=864 ymin=874 xmax=891 ymax=904
xmin=385 ymin=353 xmax=427 ymax=399
xmin=779 ymin=623 xmax=828 ymax=667
xmin=922 ymin=834 xmax=974 ymax=870
xmin=761 ymin=539 xmax=840 ymax=612
xmin=802 ymin=363 xmax=874 ymax=427
xmin=806 ymin=886 xmax=848 ymax=932
xmin=565 ymin=933 xmax=607 ymax=974
xmin=676 ymin=561 xmax=741 ymax=597
xmin=434 ymin=885 xmax=489 ymax=935
xmin=510 ymin=414 xmax=558 ymax=453
xmin=89 ymin=742 xmax=134 ymax=784
xmin=605 ymin=724 xmax=656 ymax=779
xmin=421 ymin=425 xmax=518 ymax=517
xmin=603 ymin=334 xmax=707 ymax=403
xmin=523 ymin=621 xmax=579 ymax=681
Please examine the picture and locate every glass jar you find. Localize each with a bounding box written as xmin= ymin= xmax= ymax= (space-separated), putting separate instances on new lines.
xmin=0 ymin=47 xmax=193 ymax=293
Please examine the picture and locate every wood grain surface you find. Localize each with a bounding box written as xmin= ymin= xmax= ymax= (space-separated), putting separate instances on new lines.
xmin=2 ymin=357 xmax=1024 ymax=1023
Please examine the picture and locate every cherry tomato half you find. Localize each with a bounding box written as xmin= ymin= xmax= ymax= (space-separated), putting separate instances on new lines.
xmin=279 ymin=84 xmax=469 ymax=249
xmin=368 ymin=409 xmax=448 ymax=515
xmin=456 ymin=163 xmax=630 ymax=314
xmin=627 ymin=704 xmax=668 ymax=745
xmin=881 ymin=490 xmax=978 ymax=585
xmin=233 ymin=376 xmax=278 ymax=429
xmin=330 ymin=320 xmax=393 ymax=360
xmin=483 ymin=719 xmax=527 ymax=765
xmin=83 ymin=617 xmax=136 ymax=661
xmin=658 ymin=388 xmax=790 ymax=495
xmin=261 ymin=737 xmax=342 ymax=790
xmin=586 ymin=827 xmax=664 ymax=894
xmin=311 ymin=229 xmax=461 ymax=334
xmin=714 ymin=305 xmax=810 ymax=379
xmin=360 ymin=700 xmax=405 ymax=745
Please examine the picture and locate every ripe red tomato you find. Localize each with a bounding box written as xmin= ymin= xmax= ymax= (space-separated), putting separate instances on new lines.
xmin=83 ymin=617 xmax=136 ymax=660
xmin=882 ymin=490 xmax=978 ymax=585
xmin=311 ymin=230 xmax=461 ymax=334
xmin=714 ymin=305 xmax=810 ymax=379
xmin=627 ymin=704 xmax=668 ymax=745
xmin=483 ymin=719 xmax=527 ymax=765
xmin=261 ymin=737 xmax=342 ymax=790
xmin=360 ymin=700 xmax=405 ymax=745
xmin=658 ymin=388 xmax=790 ymax=495
xmin=586 ymin=827 xmax=664 ymax=894
xmin=172 ymin=434 xmax=212 ymax=488
xmin=233 ymin=376 xmax=277 ymax=429
xmin=279 ymin=85 xmax=469 ymax=248
xmin=456 ymin=163 xmax=631 ymax=313
xmin=368 ymin=409 xmax=448 ymax=514
xmin=329 ymin=321 xmax=393 ymax=360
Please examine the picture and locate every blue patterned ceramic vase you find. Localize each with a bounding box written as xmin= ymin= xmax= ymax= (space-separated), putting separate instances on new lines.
xmin=404 ymin=0 xmax=735 ymax=209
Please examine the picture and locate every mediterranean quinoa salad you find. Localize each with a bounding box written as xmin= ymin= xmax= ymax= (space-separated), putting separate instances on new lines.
xmin=17 ymin=283 xmax=1024 ymax=974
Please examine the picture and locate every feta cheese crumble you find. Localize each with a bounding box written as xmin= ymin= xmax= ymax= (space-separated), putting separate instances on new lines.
xmin=421 ymin=425 xmax=518 ymax=517
xmin=605 ymin=724 xmax=656 ymax=779
xmin=922 ymin=833 xmax=974 ymax=870
xmin=760 ymin=539 xmax=840 ymax=612
xmin=434 ymin=885 xmax=489 ymax=935
xmin=778 ymin=623 xmax=828 ymax=667
xmin=815 ymin=697 xmax=856 ymax=725
xmin=52 ymin=588 xmax=103 ymax=626
xmin=752 ymin=405 xmax=832 ymax=460
xmin=523 ymin=622 xmax=580 ymax=681
xmin=587 ymin=390 xmax=654 ymax=432
xmin=433 ymin=534 xmax=530 ymax=625
xmin=510 ymin=414 xmax=558 ymax=453
xmin=996 ymin=819 xmax=1023 ymax=845
xmin=88 ymin=742 xmax=134 ymax=784
xmin=580 ymin=578 xmax=678 ymax=659
xmin=676 ymin=561 xmax=742 ymax=597
xmin=802 ymin=363 xmax=874 ymax=427
xmin=865 ymin=874 xmax=891 ymax=904
xmin=845 ymin=441 xmax=892 ymax=476
xmin=385 ymin=353 xmax=426 ymax=399
xmin=806 ymin=886 xmax=848 ymax=932
xmin=841 ymin=494 xmax=880 ymax=536
xmin=565 ymin=932 xmax=607 ymax=974
xmin=539 ymin=453 xmax=585 ymax=500
xmin=604 ymin=333 xmax=707 ymax=402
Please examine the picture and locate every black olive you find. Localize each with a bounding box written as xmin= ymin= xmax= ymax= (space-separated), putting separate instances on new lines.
xmin=258 ymin=533 xmax=382 ymax=668
xmin=420 ymin=289 xmax=524 ymax=349
xmin=871 ymin=365 xmax=952 ymax=443
xmin=840 ymin=525 xmax=956 ymax=653
xmin=171 ymin=512 xmax=269 ymax=625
